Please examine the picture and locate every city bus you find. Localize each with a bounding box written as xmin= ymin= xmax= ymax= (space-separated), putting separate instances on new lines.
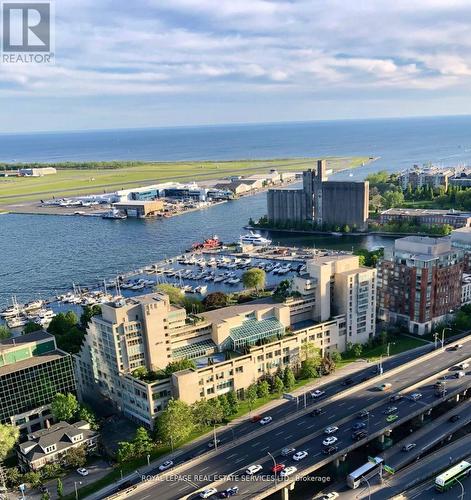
xmin=346 ymin=457 xmax=384 ymax=489
xmin=435 ymin=460 xmax=471 ymax=492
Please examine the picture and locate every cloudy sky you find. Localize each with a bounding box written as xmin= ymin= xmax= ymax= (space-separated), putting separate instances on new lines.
xmin=2 ymin=0 xmax=471 ymax=132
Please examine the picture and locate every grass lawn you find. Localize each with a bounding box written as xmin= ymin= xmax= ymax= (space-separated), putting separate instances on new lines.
xmin=0 ymin=156 xmax=369 ymax=205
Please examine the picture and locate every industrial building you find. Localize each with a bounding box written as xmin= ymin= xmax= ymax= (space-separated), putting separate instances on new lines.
xmin=112 ymin=200 xmax=164 ymax=218
xmin=377 ymin=236 xmax=463 ymax=335
xmin=267 ymin=160 xmax=369 ymax=230
xmin=379 ymin=208 xmax=471 ymax=229
xmin=75 ymin=253 xmax=376 ymax=428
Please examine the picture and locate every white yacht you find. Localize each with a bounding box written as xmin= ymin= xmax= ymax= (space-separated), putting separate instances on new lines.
xmin=240 ymin=232 xmax=272 ymax=246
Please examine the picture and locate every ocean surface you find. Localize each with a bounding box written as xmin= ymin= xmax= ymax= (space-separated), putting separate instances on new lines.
xmin=2 ymin=115 xmax=471 ymax=307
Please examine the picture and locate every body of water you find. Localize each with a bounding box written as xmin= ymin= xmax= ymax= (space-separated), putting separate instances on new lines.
xmin=2 ymin=115 xmax=471 ymax=307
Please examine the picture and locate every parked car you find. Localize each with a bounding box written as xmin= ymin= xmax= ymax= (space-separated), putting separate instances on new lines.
xmin=200 ymin=488 xmax=218 ymax=498
xmin=281 ymin=447 xmax=296 ymax=457
xmin=158 ymin=460 xmax=174 ymax=471
xmin=245 ymin=465 xmax=263 ymax=475
xmin=293 ymin=451 xmax=308 ymax=461
xmin=402 ymin=443 xmax=416 ymax=452
xmin=310 ymin=389 xmax=326 ymax=398
xmin=260 ymin=416 xmax=272 ymax=425
xmin=77 ymin=468 xmax=89 ymax=477
xmin=219 ymin=486 xmax=239 ymax=498
xmin=322 ymin=436 xmax=338 ymax=446
xmin=324 ymin=426 xmax=339 ymax=434
xmin=280 ymin=466 xmax=297 ymax=478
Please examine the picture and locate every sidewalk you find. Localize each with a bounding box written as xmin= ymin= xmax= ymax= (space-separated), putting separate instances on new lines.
xmin=86 ymin=342 xmax=433 ymax=500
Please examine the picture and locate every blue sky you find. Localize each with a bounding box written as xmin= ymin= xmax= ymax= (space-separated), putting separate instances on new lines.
xmin=2 ymin=0 xmax=471 ymax=132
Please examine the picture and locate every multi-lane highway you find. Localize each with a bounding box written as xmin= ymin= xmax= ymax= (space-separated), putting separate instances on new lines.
xmin=108 ymin=338 xmax=471 ymax=500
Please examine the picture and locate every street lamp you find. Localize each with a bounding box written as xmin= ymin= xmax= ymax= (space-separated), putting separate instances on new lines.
xmin=435 ymin=327 xmax=451 ymax=350
xmin=386 ymin=342 xmax=395 ymax=357
xmin=74 ymin=481 xmax=82 ymax=500
xmin=361 ymin=475 xmax=371 ymax=500
xmin=147 ymin=454 xmax=150 ymax=466
xmin=267 ymin=451 xmax=277 ymax=487
xmin=456 ymin=478 xmax=465 ymax=500
xmin=213 ymin=424 xmax=218 ymax=450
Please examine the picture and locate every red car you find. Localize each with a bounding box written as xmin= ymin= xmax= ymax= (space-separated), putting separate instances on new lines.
xmin=271 ymin=463 xmax=286 ymax=473
xmin=251 ymin=415 xmax=262 ymax=423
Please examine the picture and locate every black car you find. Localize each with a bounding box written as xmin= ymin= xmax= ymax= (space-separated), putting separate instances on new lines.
xmin=322 ymin=445 xmax=339 ymax=455
xmin=352 ymin=422 xmax=366 ymax=431
xmin=219 ymin=486 xmax=239 ymax=498
xmin=358 ymin=410 xmax=370 ymax=419
xmin=449 ymin=414 xmax=461 ymax=422
xmin=342 ymin=377 xmax=354 ymax=386
xmin=389 ymin=394 xmax=403 ymax=402
xmin=352 ymin=430 xmax=368 ymax=441
xmin=310 ymin=408 xmax=323 ymax=416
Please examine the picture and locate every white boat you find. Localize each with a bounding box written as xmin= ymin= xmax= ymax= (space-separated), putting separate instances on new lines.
xmin=227 ymin=277 xmax=241 ymax=285
xmin=194 ymin=285 xmax=208 ymax=295
xmin=213 ymin=275 xmax=225 ymax=283
xmin=7 ymin=316 xmax=28 ymax=328
xmin=0 ymin=297 xmax=23 ymax=318
xmin=24 ymin=299 xmax=45 ymax=312
xmin=240 ymin=231 xmax=272 ymax=246
xmin=132 ymin=283 xmax=145 ymax=290
xmin=102 ymin=208 xmax=127 ymax=220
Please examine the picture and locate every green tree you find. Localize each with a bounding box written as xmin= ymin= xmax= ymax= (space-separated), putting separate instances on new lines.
xmin=226 ymin=391 xmax=239 ymax=415
xmin=51 ymin=393 xmax=79 ymax=422
xmin=57 ymin=478 xmax=63 ymax=498
xmin=48 ymin=311 xmax=78 ymax=336
xmin=157 ymin=399 xmax=194 ymax=447
xmin=242 ymin=268 xmax=266 ymax=291
xmin=40 ymin=463 xmax=61 ymax=480
xmin=382 ymin=190 xmax=405 ymax=208
xmin=155 ymin=284 xmax=183 ymax=305
xmin=77 ymin=404 xmax=98 ymax=429
xmin=5 ymin=467 xmax=22 ymax=488
xmin=0 ymin=424 xmax=19 ymax=461
xmin=116 ymin=441 xmax=135 ymax=464
xmin=202 ymin=292 xmax=229 ymax=310
xmin=300 ymin=359 xmax=318 ymax=379
xmin=192 ymin=399 xmax=212 ymax=428
xmin=352 ymin=343 xmax=363 ymax=358
xmin=217 ymin=394 xmax=232 ymax=420
xmin=23 ymin=471 xmax=42 ymax=489
xmin=41 ymin=493 xmax=51 ymax=500
xmin=257 ymin=380 xmax=270 ymax=398
xmin=283 ymin=366 xmax=296 ymax=390
xmin=23 ymin=322 xmax=42 ymax=334
xmin=330 ymin=351 xmax=342 ymax=364
xmin=272 ymin=375 xmax=284 ymax=395
xmin=64 ymin=445 xmax=86 ymax=468
xmin=0 ymin=325 xmax=11 ymax=340
xmin=206 ymin=398 xmax=224 ymax=425
xmin=133 ymin=427 xmax=154 ymax=456
xmin=245 ymin=384 xmax=258 ymax=412
xmin=164 ymin=358 xmax=196 ymax=376
xmin=273 ymin=280 xmax=292 ymax=302
xmin=132 ymin=366 xmax=149 ymax=380
xmin=80 ymin=304 xmax=101 ymax=329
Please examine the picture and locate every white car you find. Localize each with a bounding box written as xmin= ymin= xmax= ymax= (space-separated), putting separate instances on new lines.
xmin=409 ymin=392 xmax=422 ymax=401
xmin=324 ymin=426 xmax=339 ymax=435
xmin=158 ymin=460 xmax=174 ymax=471
xmin=322 ymin=436 xmax=338 ymax=446
xmin=260 ymin=416 xmax=273 ymax=425
xmin=77 ymin=468 xmax=88 ymax=476
xmin=292 ymin=451 xmax=308 ymax=461
xmin=310 ymin=389 xmax=326 ymax=398
xmin=245 ymin=464 xmax=263 ymax=475
xmin=280 ymin=466 xmax=297 ymax=478
xmin=321 ymin=493 xmax=339 ymax=500
xmin=200 ymin=488 xmax=218 ymax=498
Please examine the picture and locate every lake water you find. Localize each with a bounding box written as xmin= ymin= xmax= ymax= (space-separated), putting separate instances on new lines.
xmin=2 ymin=115 xmax=471 ymax=306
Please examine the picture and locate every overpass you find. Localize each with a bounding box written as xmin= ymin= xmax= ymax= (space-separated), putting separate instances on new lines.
xmin=107 ymin=337 xmax=471 ymax=500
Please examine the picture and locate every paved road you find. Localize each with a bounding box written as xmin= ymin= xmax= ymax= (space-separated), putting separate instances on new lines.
xmin=115 ymin=341 xmax=471 ymax=500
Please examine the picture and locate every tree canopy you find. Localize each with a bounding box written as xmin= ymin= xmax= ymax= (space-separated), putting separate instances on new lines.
xmin=50 ymin=393 xmax=79 ymax=422
xmin=242 ymin=268 xmax=266 ymax=291
xmin=0 ymin=424 xmax=19 ymax=461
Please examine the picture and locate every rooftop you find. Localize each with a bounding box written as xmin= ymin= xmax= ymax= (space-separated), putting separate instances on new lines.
xmin=0 ymin=330 xmax=53 ymax=353
xmin=382 ymin=208 xmax=471 ymax=217
xmin=198 ymin=298 xmax=281 ymax=324
xmin=0 ymin=350 xmax=70 ymax=376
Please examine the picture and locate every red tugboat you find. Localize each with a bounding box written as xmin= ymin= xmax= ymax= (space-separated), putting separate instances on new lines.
xmin=190 ymin=235 xmax=222 ymax=251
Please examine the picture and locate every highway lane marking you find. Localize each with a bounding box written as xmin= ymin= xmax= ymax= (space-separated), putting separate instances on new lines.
xmin=140 ymin=495 xmax=151 ymax=500
xmin=313 ymin=451 xmax=321 ymax=457
xmin=275 ymin=431 xmax=284 ymax=436
xmin=297 ymin=420 xmax=306 ymax=426
xmin=284 ymin=434 xmax=293 ymax=440
xmin=347 ymin=404 xmax=355 ymax=410
xmin=367 ymin=396 xmax=375 ymax=401
xmin=235 ymin=455 xmax=248 ymax=464
xmin=200 ymin=466 xmax=210 ymax=472
xmin=226 ymin=453 xmax=238 ymax=459
xmin=177 ymin=485 xmax=190 ymax=492
xmin=251 ymin=441 xmax=261 ymax=447
xmin=307 ymin=424 xmax=316 ymax=429
xmin=338 ymin=402 xmax=345 ymax=407
xmin=328 ymin=414 xmax=337 ymax=419
xmin=260 ymin=446 xmax=269 ymax=451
